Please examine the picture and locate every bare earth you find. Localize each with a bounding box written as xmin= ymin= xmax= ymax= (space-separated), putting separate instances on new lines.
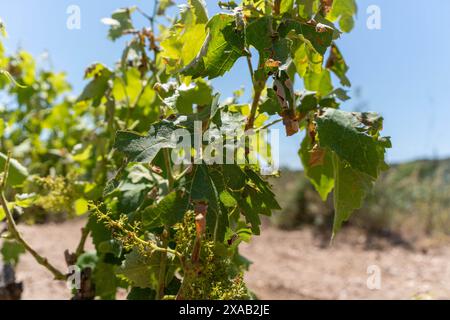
xmin=11 ymin=219 xmax=450 ymax=300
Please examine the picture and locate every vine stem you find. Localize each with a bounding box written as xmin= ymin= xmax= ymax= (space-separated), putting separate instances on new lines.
xmin=163 ymin=149 xmax=175 ymax=189
xmin=245 ymin=86 xmax=264 ymax=131
xmin=156 ymin=227 xmax=169 ymax=300
xmin=273 ymin=0 xmax=281 ymax=15
xmin=244 ymin=44 xmax=266 ymax=131
xmin=255 ymin=117 xmax=283 ymax=132
xmin=98 ymin=210 xmax=182 ymax=258
xmin=75 ymin=227 xmax=90 ymax=257
xmin=160 ymin=144 xmax=172 ymax=299
xmin=245 ymin=44 xmax=257 ymax=131
xmin=0 ymin=152 xmax=66 ymax=281
xmin=150 ymin=0 xmax=158 ymax=32
xmin=152 ymin=0 xmax=173 ymax=300
xmin=246 ymin=55 xmax=255 ymax=86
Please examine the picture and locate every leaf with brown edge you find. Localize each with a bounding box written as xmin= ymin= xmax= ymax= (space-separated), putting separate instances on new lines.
xmin=326 ymin=43 xmax=350 ymax=87
xmin=321 ymin=0 xmax=334 ymax=15
xmin=309 ymin=144 xmax=327 ymax=168
xmin=265 ymin=59 xmax=281 ymax=71
xmin=281 ymin=109 xmax=299 ymax=136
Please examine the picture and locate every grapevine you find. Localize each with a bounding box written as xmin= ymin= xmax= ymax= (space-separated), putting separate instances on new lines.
xmin=0 ymin=0 xmax=390 ymax=300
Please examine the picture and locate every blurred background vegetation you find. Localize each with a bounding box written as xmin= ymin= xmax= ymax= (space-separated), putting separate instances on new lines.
xmin=271 ymin=158 xmax=450 ymax=244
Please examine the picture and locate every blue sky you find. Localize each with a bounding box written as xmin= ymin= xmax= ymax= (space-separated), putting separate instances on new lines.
xmin=1 ymin=0 xmax=449 ymax=169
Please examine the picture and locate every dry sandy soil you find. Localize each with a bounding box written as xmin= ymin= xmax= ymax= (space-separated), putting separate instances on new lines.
xmin=7 ymin=218 xmax=450 ymax=300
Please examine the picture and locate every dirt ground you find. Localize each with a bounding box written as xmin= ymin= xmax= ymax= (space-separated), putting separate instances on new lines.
xmin=8 ymin=218 xmax=450 ymax=300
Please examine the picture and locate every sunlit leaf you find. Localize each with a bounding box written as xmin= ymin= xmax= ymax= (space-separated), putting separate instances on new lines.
xmin=327 ymin=0 xmax=357 ymax=33
xmin=0 ymin=152 xmax=28 ymax=187
xmin=182 ymin=14 xmax=246 ymax=79
xmin=74 ymin=198 xmax=90 ymax=216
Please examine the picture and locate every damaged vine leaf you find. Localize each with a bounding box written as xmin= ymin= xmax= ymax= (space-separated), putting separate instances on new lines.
xmin=321 ymin=0 xmax=334 ymax=16
xmin=300 ymin=108 xmax=390 ymax=236
xmin=273 ymin=70 xmax=299 ymax=136
xmin=309 ymin=144 xmax=327 ymax=167
xmin=326 ymin=43 xmax=350 ymax=87
xmin=315 ymin=108 xmax=391 ymax=179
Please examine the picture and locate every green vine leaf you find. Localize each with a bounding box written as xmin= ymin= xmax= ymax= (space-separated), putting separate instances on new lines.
xmin=118 ymin=249 xmax=153 ymax=288
xmin=304 ymin=68 xmax=333 ymax=97
xmin=0 ymin=152 xmax=28 ymax=187
xmin=188 ymin=0 xmax=209 ymax=23
xmin=245 ymin=169 xmax=281 ymax=211
xmin=327 ymin=0 xmax=357 ymax=33
xmin=190 ymin=164 xmax=227 ymax=241
xmin=0 ymin=19 xmax=7 ymax=37
xmin=280 ymin=0 xmax=295 ymax=14
xmin=162 ymin=79 xmax=213 ymax=114
xmin=157 ymin=0 xmax=175 ymax=16
xmin=316 ymin=108 xmax=391 ymax=179
xmin=278 ymin=20 xmax=334 ymax=56
xmin=114 ymin=121 xmax=180 ymax=163
xmin=0 ymin=70 xmax=26 ymax=88
xmin=94 ymin=261 xmax=118 ymax=299
xmin=229 ymin=169 xmax=281 ymax=235
xmin=246 ymin=16 xmax=273 ymax=64
xmin=77 ymin=63 xmax=112 ymax=106
xmin=160 ymin=0 xmax=208 ymax=72
xmin=331 ymin=152 xmax=374 ymax=237
xmin=297 ymin=90 xmax=318 ymax=114
xmin=182 ymin=13 xmax=246 ymax=79
xmin=127 ymin=287 xmax=156 ymax=300
xmin=299 ymin=134 xmax=335 ymax=201
xmin=297 ymin=0 xmax=320 ymax=19
xmin=260 ymin=88 xmax=282 ymax=115
xmin=142 ymin=191 xmax=189 ymax=228
xmin=102 ymin=7 xmax=136 ymax=41
xmin=119 ymin=248 xmax=176 ymax=290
